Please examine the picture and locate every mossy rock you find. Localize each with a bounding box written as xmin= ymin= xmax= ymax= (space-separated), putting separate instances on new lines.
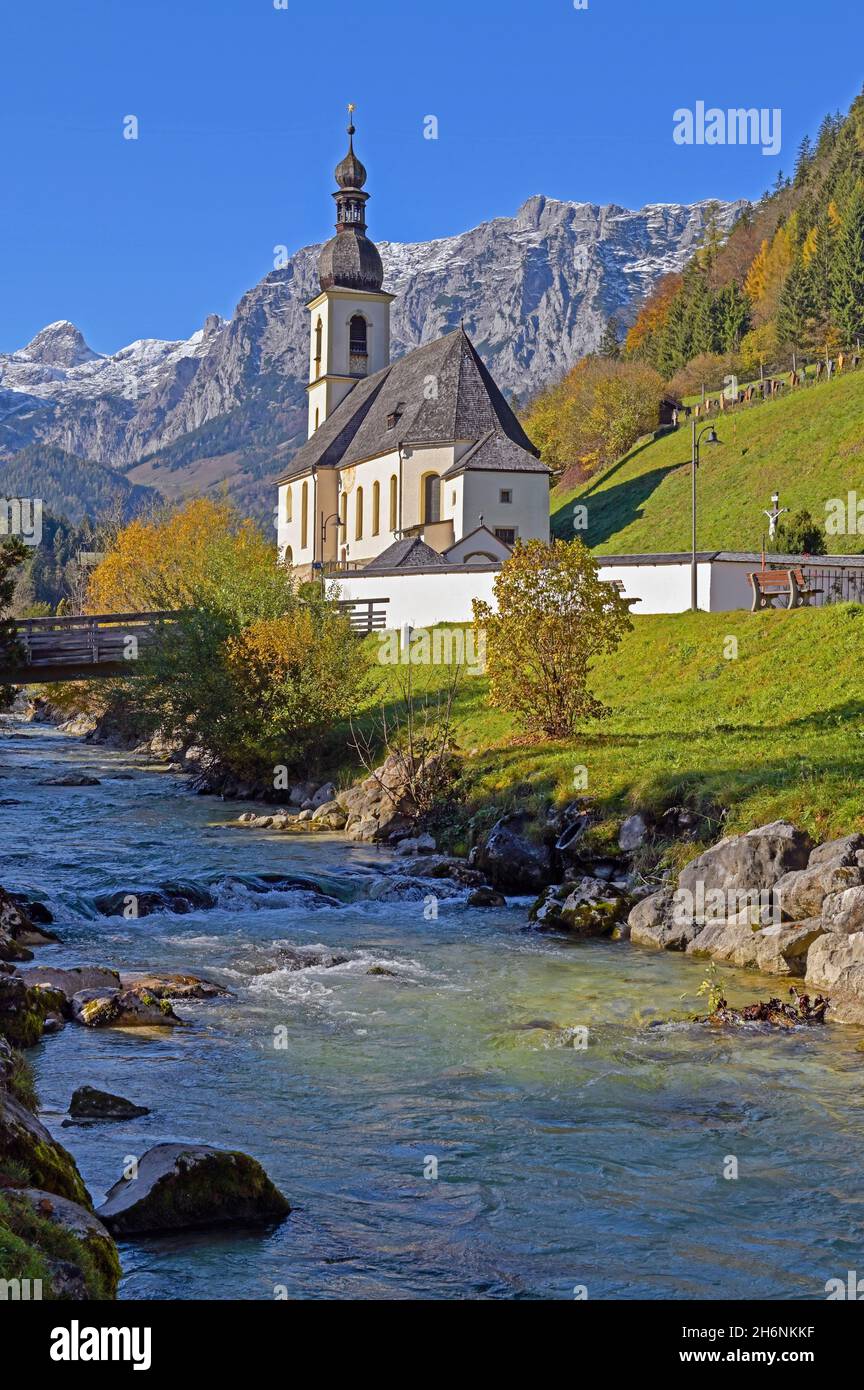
xmin=97 ymin=1144 xmax=290 ymax=1236
xmin=558 ymin=897 xmax=622 ymax=937
xmin=0 ymin=1189 xmax=120 ymax=1299
xmin=0 ymin=975 xmax=66 ymax=1048
xmin=0 ymin=1091 xmax=90 ymax=1205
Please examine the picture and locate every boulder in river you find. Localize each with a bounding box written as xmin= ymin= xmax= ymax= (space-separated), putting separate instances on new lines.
xmin=66 ymin=1085 xmax=151 ymax=1122
xmin=39 ymin=773 xmax=102 ymax=787
xmin=93 ymin=881 xmax=216 ymax=917
xmin=121 ymin=972 xmax=230 ymax=1001
xmin=467 ymin=886 xmax=507 ymax=908
xmin=678 ymin=820 xmax=811 ymax=896
xmin=16 ymin=965 xmax=121 ymax=1000
xmin=0 ymin=1090 xmax=90 ymax=1204
xmin=71 ymin=989 xmax=183 ymax=1028
xmin=97 ymin=1143 xmax=290 ymax=1235
xmin=6 ymin=1188 xmax=121 ymax=1298
xmin=476 ymin=815 xmax=553 ymax=893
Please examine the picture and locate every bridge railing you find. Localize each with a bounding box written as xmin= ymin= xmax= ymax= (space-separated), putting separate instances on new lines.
xmin=12 ymin=612 xmax=181 ymax=669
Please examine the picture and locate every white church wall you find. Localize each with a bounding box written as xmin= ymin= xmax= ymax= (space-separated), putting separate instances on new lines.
xmin=338 ymin=449 xmax=402 ymax=563
xmin=277 ymin=474 xmax=316 ymax=568
xmin=594 ymin=560 xmax=710 ymax=613
xmin=460 ymin=469 xmax=550 ymax=544
xmin=329 ymin=567 xmax=499 ymax=631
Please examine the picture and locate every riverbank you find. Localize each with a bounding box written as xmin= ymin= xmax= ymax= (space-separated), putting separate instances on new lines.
xmin=3 ymin=720 xmax=864 ymax=1299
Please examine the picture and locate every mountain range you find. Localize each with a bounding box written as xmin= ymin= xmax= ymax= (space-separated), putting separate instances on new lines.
xmin=0 ymin=193 xmax=745 ymax=523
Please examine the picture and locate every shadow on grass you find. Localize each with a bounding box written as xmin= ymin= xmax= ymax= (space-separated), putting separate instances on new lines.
xmin=551 ymin=463 xmax=684 ymax=547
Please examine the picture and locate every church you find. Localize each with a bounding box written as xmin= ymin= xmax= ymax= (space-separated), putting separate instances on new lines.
xmin=276 ymin=111 xmax=551 ymax=575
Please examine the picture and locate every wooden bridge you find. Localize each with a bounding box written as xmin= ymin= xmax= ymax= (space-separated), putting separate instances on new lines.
xmin=1 ymin=612 xmax=179 ymax=685
xmin=1 ymin=598 xmax=390 ymax=685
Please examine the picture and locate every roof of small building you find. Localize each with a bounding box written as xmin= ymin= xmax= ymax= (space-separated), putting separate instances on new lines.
xmin=277 ymin=329 xmax=544 ymax=484
xmin=361 ymin=536 xmax=447 ymax=570
xmin=444 ymin=428 xmax=549 ymax=477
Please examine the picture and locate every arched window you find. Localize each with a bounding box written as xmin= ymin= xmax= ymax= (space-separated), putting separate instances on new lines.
xmin=422 ymin=472 xmax=441 ymax=524
xmin=389 ymin=474 xmax=398 ymax=531
xmin=349 ymin=315 xmax=368 ymax=376
xmin=314 ymin=318 xmax=323 ymax=376
xmin=314 ymin=408 xmax=320 ymax=431
xmin=285 ymin=546 xmax=294 ymax=566
xmin=284 ymin=486 xmax=292 ymax=523
xmin=372 ymin=481 xmax=380 ymax=535
xmin=301 ymin=480 xmax=309 ymax=551
xmin=349 ymin=315 xmax=367 ymax=355
xmin=355 ymin=486 xmax=364 ymax=540
xmin=339 ymin=491 xmax=347 ymax=530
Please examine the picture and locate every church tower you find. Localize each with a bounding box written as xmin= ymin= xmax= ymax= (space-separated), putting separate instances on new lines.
xmin=306 ymin=107 xmax=394 ymax=438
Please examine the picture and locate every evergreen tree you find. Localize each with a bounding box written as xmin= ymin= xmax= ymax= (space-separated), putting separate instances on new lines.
xmin=716 ymin=283 xmax=751 ymax=351
xmin=776 ymin=258 xmax=815 ymax=348
xmin=831 ymin=180 xmax=864 ymax=346
xmin=598 ymin=319 xmax=621 ymax=359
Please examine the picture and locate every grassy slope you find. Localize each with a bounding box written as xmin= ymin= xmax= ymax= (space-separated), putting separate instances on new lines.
xmin=339 ymin=605 xmax=864 ymax=848
xmin=550 ymin=368 xmax=864 ymax=555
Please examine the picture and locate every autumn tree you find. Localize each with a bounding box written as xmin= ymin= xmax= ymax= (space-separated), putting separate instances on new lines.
xmin=522 ymin=358 xmax=664 ymax=482
xmin=472 ymin=539 xmax=632 ymax=739
xmin=90 ymin=499 xmax=366 ymax=779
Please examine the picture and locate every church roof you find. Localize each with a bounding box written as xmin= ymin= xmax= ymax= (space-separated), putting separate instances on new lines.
xmin=444 ymin=427 xmax=550 ymax=477
xmin=361 ymin=536 xmax=447 ymax=570
xmin=277 ymin=329 xmax=542 ymax=483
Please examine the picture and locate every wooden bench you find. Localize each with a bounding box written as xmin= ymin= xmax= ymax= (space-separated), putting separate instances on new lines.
xmin=605 ymin=578 xmax=642 ymax=607
xmin=749 ymin=568 xmax=822 ymax=612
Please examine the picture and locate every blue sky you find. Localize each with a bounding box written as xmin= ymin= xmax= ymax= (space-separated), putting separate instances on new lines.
xmin=1 ymin=0 xmax=862 ymax=354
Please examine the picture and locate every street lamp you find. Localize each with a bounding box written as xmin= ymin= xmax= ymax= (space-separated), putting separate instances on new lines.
xmin=320 ymin=513 xmax=344 ymax=591
xmin=691 ymin=421 xmax=721 ymax=611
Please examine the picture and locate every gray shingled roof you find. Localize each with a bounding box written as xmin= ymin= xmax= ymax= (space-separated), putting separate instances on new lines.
xmin=444 ymin=428 xmax=550 ymax=477
xmin=276 ymin=329 xmax=541 ymax=483
xmin=361 ymin=536 xmax=447 ymax=571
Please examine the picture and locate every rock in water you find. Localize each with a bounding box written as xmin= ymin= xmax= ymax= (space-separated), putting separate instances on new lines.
xmin=71 ymin=989 xmax=183 ymax=1028
xmin=67 ymin=1086 xmax=151 ymax=1122
xmin=97 ymin=1143 xmax=290 ymax=1235
xmin=8 ymin=1189 xmax=121 ymax=1298
xmin=476 ymin=816 xmax=552 ymax=892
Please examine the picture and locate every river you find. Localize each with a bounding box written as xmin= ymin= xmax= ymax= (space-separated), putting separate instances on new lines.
xmin=2 ymin=719 xmax=862 ymax=1301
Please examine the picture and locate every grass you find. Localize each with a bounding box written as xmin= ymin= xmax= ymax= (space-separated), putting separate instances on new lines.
xmin=331 ymin=605 xmax=864 ymax=849
xmin=550 ymin=367 xmax=864 ymax=555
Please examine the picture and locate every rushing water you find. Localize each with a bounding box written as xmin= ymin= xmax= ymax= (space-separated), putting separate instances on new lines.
xmin=2 ymin=720 xmax=863 ymax=1301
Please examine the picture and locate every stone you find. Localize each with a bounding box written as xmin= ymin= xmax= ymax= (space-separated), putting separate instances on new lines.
xmin=97 ymin=1143 xmax=290 ymax=1235
xmin=805 ymin=932 xmax=864 ymax=1023
xmin=120 ymin=972 xmax=229 ymax=1001
xmin=808 ymin=834 xmax=864 ymax=867
xmin=0 ymin=973 xmax=67 ymax=1046
xmin=67 ymin=1086 xmax=151 ymax=1122
xmin=0 ymin=1090 xmax=90 ymax=1203
xmin=93 ymin=882 xmax=215 ymax=917
xmin=71 ymin=989 xmax=183 ymax=1028
xmin=296 ymin=808 xmax=313 ymax=822
xmin=686 ymin=919 xmax=824 ymax=976
xmin=39 ymin=773 xmax=101 ymax=787
xmin=628 ymin=889 xmax=700 ymax=950
xmin=773 ymin=860 xmax=864 ymax=921
xmin=618 ymin=813 xmax=650 ymax=853
xmin=310 ymin=782 xmax=337 ymax=809
xmin=559 ymin=880 xmax=623 ymax=937
xmin=396 ymin=833 xmax=437 ymax=855
xmin=678 ymin=821 xmax=811 ymax=897
xmin=3 ymin=1189 xmax=121 ymax=1299
xmin=16 ymin=965 xmax=121 ymax=1000
xmin=467 ymin=886 xmax=507 ymax=908
xmin=311 ymin=799 xmax=347 ymax=825
xmin=476 ymin=816 xmax=553 ymax=893
xmin=822 ymin=886 xmax=864 ymax=934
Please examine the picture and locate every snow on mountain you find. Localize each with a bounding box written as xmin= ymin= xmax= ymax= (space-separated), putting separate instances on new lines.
xmin=0 ymin=195 xmax=746 ymax=505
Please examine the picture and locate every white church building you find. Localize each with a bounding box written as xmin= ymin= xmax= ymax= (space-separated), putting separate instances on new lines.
xmin=276 ymin=112 xmax=551 ymax=580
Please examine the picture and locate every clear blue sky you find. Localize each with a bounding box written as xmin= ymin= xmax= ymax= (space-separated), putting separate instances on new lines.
xmin=1 ymin=0 xmax=861 ymax=354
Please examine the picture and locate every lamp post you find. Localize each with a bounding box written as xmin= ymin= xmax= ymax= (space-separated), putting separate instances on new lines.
xmin=320 ymin=513 xmax=344 ymax=592
xmin=691 ymin=421 xmax=721 ymax=611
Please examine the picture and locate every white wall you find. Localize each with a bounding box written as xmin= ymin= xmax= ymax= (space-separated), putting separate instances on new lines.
xmin=595 ymin=561 xmax=711 ymax=613
xmin=459 ymin=469 xmax=550 ymax=544
xmin=329 ymin=568 xmax=499 ymax=631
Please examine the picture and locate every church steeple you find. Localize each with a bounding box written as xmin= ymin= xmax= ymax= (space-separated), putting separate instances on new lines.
xmin=318 ymin=106 xmax=384 ymax=293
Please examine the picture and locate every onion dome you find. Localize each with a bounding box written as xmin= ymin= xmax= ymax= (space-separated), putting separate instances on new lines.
xmin=317 ymin=106 xmax=384 ymax=294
